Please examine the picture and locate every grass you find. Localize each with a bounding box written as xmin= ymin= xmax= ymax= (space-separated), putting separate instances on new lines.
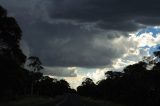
xmin=81 ymin=97 xmax=126 ymax=106
xmin=0 ymin=95 xmax=126 ymax=106
xmin=0 ymin=95 xmax=64 ymax=106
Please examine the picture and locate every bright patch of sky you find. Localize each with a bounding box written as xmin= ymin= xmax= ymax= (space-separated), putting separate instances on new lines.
xmin=137 ymin=27 xmax=160 ymax=37
xmin=136 ymin=27 xmax=160 ymax=55
xmin=47 ymin=27 xmax=160 ymax=89
xmin=112 ymin=28 xmax=160 ymax=71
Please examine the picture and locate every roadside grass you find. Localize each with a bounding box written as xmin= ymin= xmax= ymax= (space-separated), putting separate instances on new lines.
xmin=0 ymin=95 xmax=64 ymax=106
xmin=81 ymin=97 xmax=126 ymax=106
xmin=0 ymin=95 xmax=126 ymax=106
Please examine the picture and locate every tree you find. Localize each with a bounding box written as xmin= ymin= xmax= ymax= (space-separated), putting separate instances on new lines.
xmin=27 ymin=56 xmax=43 ymax=72
xmin=0 ymin=5 xmax=26 ymax=99
xmin=77 ymin=78 xmax=96 ymax=97
xmin=58 ymin=79 xmax=70 ymax=93
xmin=105 ymin=71 xmax=123 ymax=79
xmin=0 ymin=6 xmax=26 ymax=65
xmin=82 ymin=78 xmax=95 ymax=86
xmin=26 ymin=56 xmax=44 ymax=95
xmin=154 ymin=51 xmax=160 ymax=58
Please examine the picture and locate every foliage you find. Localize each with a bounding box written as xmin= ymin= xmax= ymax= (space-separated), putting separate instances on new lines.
xmin=0 ymin=5 xmax=74 ymax=101
xmin=77 ymin=78 xmax=96 ymax=97
xmin=0 ymin=5 xmax=26 ymax=100
xmin=27 ymin=56 xmax=43 ymax=72
xmin=3 ymin=4 xmax=160 ymax=106
xmin=0 ymin=6 xmax=26 ymax=65
xmin=77 ymin=59 xmax=160 ymax=105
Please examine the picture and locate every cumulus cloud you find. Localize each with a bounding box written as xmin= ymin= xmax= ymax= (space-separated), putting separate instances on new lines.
xmin=2 ymin=0 xmax=160 ymax=87
xmin=1 ymin=0 xmax=160 ymax=69
xmin=85 ymin=31 xmax=160 ymax=87
xmin=86 ymin=68 xmax=106 ymax=83
xmin=112 ymin=30 xmax=160 ymax=70
xmin=64 ymin=75 xmax=85 ymax=89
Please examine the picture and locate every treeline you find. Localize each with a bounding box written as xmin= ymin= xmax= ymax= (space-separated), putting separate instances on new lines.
xmin=2 ymin=4 xmax=160 ymax=106
xmin=0 ymin=5 xmax=75 ymax=101
xmin=77 ymin=52 xmax=160 ymax=106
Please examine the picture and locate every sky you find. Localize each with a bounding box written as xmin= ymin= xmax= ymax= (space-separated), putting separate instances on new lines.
xmin=1 ymin=0 xmax=160 ymax=88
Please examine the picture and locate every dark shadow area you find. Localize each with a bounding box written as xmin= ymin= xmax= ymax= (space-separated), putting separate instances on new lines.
xmin=0 ymin=5 xmax=76 ymax=103
xmin=1 ymin=5 xmax=160 ymax=106
xmin=77 ymin=54 xmax=160 ymax=106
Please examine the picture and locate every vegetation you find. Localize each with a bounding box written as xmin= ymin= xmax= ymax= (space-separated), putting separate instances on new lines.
xmin=1 ymin=4 xmax=160 ymax=106
xmin=77 ymin=53 xmax=160 ymax=106
xmin=0 ymin=5 xmax=75 ymax=102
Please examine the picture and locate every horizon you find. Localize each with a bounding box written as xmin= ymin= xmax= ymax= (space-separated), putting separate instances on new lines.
xmin=1 ymin=0 xmax=160 ymax=89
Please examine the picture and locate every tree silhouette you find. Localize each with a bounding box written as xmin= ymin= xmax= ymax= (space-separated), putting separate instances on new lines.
xmin=0 ymin=6 xmax=27 ymax=100
xmin=154 ymin=51 xmax=160 ymax=58
xmin=26 ymin=56 xmax=44 ymax=95
xmin=77 ymin=78 xmax=96 ymax=97
xmin=77 ymin=59 xmax=160 ymax=105
xmin=82 ymin=78 xmax=95 ymax=86
xmin=0 ymin=5 xmax=74 ymax=101
xmin=27 ymin=56 xmax=43 ymax=72
xmin=105 ymin=71 xmax=123 ymax=79
xmin=0 ymin=6 xmax=26 ymax=65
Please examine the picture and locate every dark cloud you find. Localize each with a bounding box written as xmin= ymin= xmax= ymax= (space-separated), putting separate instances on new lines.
xmin=23 ymin=21 xmax=123 ymax=68
xmin=1 ymin=0 xmax=160 ymax=69
xmin=48 ymin=0 xmax=160 ymax=31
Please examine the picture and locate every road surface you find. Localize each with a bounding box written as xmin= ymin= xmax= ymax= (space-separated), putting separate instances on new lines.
xmin=56 ymin=94 xmax=84 ymax=106
xmin=54 ymin=94 xmax=124 ymax=106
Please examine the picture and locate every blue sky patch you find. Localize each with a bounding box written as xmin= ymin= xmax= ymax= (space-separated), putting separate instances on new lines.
xmin=137 ymin=27 xmax=160 ymax=38
xmin=149 ymin=44 xmax=160 ymax=55
xmin=137 ymin=27 xmax=160 ymax=55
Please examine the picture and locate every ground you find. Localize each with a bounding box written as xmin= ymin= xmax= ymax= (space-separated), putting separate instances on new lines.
xmin=0 ymin=94 xmax=125 ymax=106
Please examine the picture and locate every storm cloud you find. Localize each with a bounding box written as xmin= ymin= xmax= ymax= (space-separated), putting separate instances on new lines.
xmin=1 ymin=0 xmax=160 ymax=69
xmin=23 ymin=21 xmax=125 ymax=68
xmin=48 ymin=0 xmax=160 ymax=31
